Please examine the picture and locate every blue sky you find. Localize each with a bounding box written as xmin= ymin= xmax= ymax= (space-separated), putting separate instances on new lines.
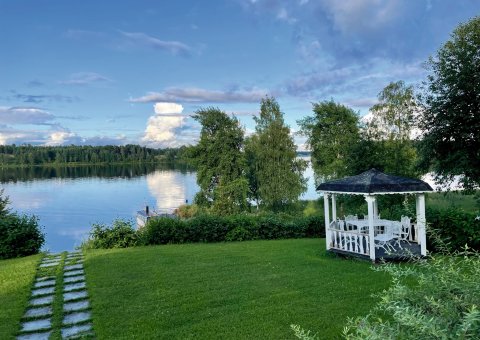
xmin=0 ymin=0 xmax=478 ymax=149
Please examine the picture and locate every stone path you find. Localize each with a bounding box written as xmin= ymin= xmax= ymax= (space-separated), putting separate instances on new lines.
xmin=17 ymin=251 xmax=95 ymax=339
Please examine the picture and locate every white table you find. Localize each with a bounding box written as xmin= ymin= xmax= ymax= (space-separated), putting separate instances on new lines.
xmin=345 ymin=218 xmax=393 ymax=233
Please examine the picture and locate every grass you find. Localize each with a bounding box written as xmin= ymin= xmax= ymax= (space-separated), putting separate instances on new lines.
xmin=0 ymin=254 xmax=41 ymax=339
xmin=85 ymin=239 xmax=390 ymax=339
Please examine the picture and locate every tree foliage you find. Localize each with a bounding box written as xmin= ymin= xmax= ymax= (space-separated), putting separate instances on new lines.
xmin=0 ymin=144 xmax=186 ymax=165
xmin=361 ymin=81 xmax=420 ymax=178
xmin=192 ymin=107 xmax=248 ymax=214
xmin=298 ymin=100 xmax=360 ymax=181
xmin=419 ymin=16 xmax=480 ymax=190
xmin=248 ymin=97 xmax=307 ymax=211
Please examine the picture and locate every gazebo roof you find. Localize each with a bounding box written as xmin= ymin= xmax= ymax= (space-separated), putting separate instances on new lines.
xmin=316 ymin=168 xmax=434 ymax=195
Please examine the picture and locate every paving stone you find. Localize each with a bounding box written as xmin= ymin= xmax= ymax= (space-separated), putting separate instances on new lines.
xmin=24 ymin=306 xmax=53 ymax=318
xmin=64 ymin=270 xmax=84 ymax=277
xmin=66 ymin=253 xmax=82 ymax=258
xmin=30 ymin=295 xmax=54 ymax=306
xmin=61 ymin=323 xmax=92 ymax=339
xmin=64 ymin=290 xmax=88 ymax=302
xmin=64 ymin=275 xmax=85 ymax=283
xmin=20 ymin=318 xmax=51 ymax=332
xmin=31 ymin=287 xmax=55 ymax=297
xmin=65 ymin=259 xmax=83 ymax=265
xmin=64 ymin=282 xmax=86 ymax=292
xmin=34 ymin=279 xmax=56 ymax=288
xmin=64 ymin=264 xmax=83 ymax=271
xmin=16 ymin=330 xmax=51 ymax=340
xmin=36 ymin=276 xmax=55 ymax=282
xmin=63 ymin=311 xmax=91 ymax=325
xmin=39 ymin=262 xmax=59 ymax=268
xmin=63 ymin=299 xmax=90 ymax=312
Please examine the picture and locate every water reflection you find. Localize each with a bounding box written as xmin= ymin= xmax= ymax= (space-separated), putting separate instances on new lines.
xmin=146 ymin=171 xmax=189 ymax=211
xmin=0 ymin=162 xmax=193 ymax=183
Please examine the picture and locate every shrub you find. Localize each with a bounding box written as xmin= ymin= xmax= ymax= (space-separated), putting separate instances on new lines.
xmin=83 ymin=219 xmax=138 ymax=249
xmin=343 ymin=248 xmax=480 ymax=339
xmin=426 ymin=207 xmax=480 ymax=252
xmin=140 ymin=217 xmax=186 ymax=245
xmin=175 ymin=204 xmax=200 ymax=219
xmin=0 ymin=213 xmax=44 ymax=259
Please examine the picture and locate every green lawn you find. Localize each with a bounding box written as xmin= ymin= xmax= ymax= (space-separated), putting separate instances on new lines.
xmin=85 ymin=239 xmax=390 ymax=339
xmin=0 ymin=254 xmax=41 ymax=339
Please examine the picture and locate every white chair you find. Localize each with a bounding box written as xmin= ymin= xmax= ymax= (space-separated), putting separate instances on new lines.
xmin=395 ymin=216 xmax=411 ymax=248
xmin=345 ymin=215 xmax=358 ymax=230
xmin=374 ymin=222 xmax=396 ymax=252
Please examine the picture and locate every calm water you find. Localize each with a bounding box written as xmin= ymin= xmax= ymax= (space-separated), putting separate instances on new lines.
xmin=1 ymin=161 xmax=316 ymax=252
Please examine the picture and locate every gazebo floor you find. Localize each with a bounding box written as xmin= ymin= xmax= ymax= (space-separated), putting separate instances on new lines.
xmin=329 ymin=241 xmax=422 ymax=262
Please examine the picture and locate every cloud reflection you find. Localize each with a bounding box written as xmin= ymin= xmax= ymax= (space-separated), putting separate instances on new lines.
xmin=146 ymin=170 xmax=187 ymax=212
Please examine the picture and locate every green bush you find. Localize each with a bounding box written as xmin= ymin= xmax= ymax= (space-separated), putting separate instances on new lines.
xmin=427 ymin=207 xmax=480 ymax=252
xmin=139 ymin=213 xmax=325 ymax=247
xmin=83 ymin=219 xmax=138 ymax=249
xmin=140 ymin=217 xmax=186 ymax=245
xmin=343 ymin=248 xmax=480 ymax=339
xmin=0 ymin=213 xmax=44 ymax=259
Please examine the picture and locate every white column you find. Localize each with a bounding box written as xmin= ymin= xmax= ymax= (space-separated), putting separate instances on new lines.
xmin=324 ymin=193 xmax=331 ymax=250
xmin=416 ymin=194 xmax=427 ymax=256
xmin=373 ymin=199 xmax=378 ymax=219
xmin=332 ymin=194 xmax=337 ymax=222
xmin=365 ymin=195 xmax=376 ymax=261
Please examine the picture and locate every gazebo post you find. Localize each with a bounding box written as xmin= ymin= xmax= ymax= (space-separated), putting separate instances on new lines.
xmin=331 ymin=194 xmax=337 ymax=222
xmin=323 ymin=193 xmax=331 ymax=250
xmin=373 ymin=199 xmax=378 ymax=219
xmin=416 ymin=194 xmax=427 ymax=256
xmin=365 ymin=195 xmax=376 ymax=261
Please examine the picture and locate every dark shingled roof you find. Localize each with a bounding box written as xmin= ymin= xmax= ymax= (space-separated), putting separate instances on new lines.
xmin=316 ymin=169 xmax=434 ymax=194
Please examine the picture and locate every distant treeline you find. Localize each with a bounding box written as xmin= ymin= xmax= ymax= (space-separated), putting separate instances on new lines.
xmin=0 ymin=144 xmax=192 ymax=166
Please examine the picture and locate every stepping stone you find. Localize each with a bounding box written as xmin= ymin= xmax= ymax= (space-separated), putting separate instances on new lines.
xmin=64 ymin=270 xmax=84 ymax=277
xmin=31 ymin=287 xmax=55 ymax=297
xmin=63 ymin=311 xmax=91 ymax=325
xmin=64 ymin=290 xmax=88 ymax=302
xmin=66 ymin=253 xmax=82 ymax=258
xmin=64 ymin=275 xmax=85 ymax=283
xmin=30 ymin=295 xmax=54 ymax=306
xmin=63 ymin=299 xmax=90 ymax=312
xmin=24 ymin=306 xmax=53 ymax=318
xmin=39 ymin=262 xmax=59 ymax=268
xmin=34 ymin=279 xmax=56 ymax=288
xmin=36 ymin=276 xmax=55 ymax=282
xmin=64 ymin=282 xmax=86 ymax=292
xmin=65 ymin=259 xmax=83 ymax=265
xmin=20 ymin=318 xmax=51 ymax=332
xmin=64 ymin=264 xmax=83 ymax=271
xmin=16 ymin=330 xmax=51 ymax=340
xmin=61 ymin=323 xmax=92 ymax=339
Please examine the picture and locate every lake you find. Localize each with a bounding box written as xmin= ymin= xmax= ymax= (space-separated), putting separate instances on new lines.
xmin=1 ymin=161 xmax=317 ymax=252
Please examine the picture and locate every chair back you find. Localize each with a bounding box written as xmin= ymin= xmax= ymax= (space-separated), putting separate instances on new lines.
xmin=400 ymin=216 xmax=411 ymax=240
xmin=345 ymin=214 xmax=358 ymax=221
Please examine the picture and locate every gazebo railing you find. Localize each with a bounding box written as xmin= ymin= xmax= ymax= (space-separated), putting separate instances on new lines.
xmin=328 ymin=221 xmax=370 ymax=256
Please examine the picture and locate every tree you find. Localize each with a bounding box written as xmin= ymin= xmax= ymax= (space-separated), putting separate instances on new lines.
xmin=298 ymin=100 xmax=360 ymax=182
xmin=192 ymin=107 xmax=248 ymax=214
xmin=363 ymin=81 xmax=420 ymax=178
xmin=419 ymin=16 xmax=480 ymax=190
xmin=0 ymin=189 xmax=10 ymax=217
xmin=249 ymin=97 xmax=306 ymax=211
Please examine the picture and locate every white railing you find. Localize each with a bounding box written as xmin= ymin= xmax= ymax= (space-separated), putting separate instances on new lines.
xmin=329 ymin=228 xmax=370 ymax=256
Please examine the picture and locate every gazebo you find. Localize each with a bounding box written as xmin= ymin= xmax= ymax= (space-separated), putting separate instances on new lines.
xmin=317 ymin=169 xmax=433 ymax=261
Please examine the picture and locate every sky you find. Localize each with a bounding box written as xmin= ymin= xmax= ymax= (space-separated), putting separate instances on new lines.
xmin=0 ymin=0 xmax=479 ymax=150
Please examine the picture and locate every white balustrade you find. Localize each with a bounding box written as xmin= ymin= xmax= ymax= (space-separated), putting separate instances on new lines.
xmin=329 ymin=228 xmax=370 ymax=255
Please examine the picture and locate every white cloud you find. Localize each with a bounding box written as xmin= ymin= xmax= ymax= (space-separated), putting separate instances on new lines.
xmin=0 ymin=106 xmax=55 ymax=125
xmin=120 ymin=31 xmax=191 ymax=57
xmin=142 ymin=102 xmax=186 ymax=147
xmin=154 ymin=102 xmax=183 ymax=114
xmin=130 ymin=87 xmax=269 ymax=103
xmin=60 ymin=72 xmax=111 ymax=85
